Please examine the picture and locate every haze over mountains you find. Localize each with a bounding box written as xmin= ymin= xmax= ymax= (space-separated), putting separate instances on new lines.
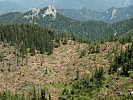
xmin=1 ymin=5 xmax=133 ymax=40
xmin=0 ymin=0 xmax=133 ymax=23
xmin=0 ymin=0 xmax=133 ymax=14
xmin=59 ymin=5 xmax=133 ymax=23
xmin=0 ymin=0 xmax=133 ymax=38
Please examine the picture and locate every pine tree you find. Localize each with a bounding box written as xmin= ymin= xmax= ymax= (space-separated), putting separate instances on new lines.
xmin=41 ymin=89 xmax=47 ymax=100
xmin=30 ymin=43 xmax=35 ymax=56
xmin=32 ymin=86 xmax=36 ymax=100
xmin=75 ymin=67 xmax=79 ymax=80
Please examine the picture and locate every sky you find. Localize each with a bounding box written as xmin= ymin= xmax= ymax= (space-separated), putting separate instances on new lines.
xmin=0 ymin=0 xmax=133 ymax=12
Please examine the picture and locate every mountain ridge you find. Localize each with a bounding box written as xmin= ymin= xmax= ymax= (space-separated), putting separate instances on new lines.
xmin=0 ymin=6 xmax=133 ymax=40
xmin=1 ymin=3 xmax=133 ymax=23
xmin=58 ymin=5 xmax=133 ymax=23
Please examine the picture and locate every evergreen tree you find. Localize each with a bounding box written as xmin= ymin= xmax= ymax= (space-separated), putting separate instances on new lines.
xmin=41 ymin=89 xmax=47 ymax=100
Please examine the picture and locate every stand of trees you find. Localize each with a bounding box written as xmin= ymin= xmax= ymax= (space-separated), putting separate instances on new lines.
xmin=108 ymin=43 xmax=133 ymax=77
xmin=59 ymin=67 xmax=105 ymax=99
xmin=0 ymin=87 xmax=51 ymax=100
xmin=118 ymin=30 xmax=133 ymax=44
xmin=0 ymin=24 xmax=71 ymax=56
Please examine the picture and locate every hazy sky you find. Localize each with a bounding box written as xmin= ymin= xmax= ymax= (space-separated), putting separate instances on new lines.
xmin=0 ymin=0 xmax=133 ymax=12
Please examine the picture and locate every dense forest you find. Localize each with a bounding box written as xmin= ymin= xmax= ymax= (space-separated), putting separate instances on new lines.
xmin=109 ymin=42 xmax=133 ymax=77
xmin=1 ymin=9 xmax=133 ymax=40
xmin=0 ymin=24 xmax=72 ymax=56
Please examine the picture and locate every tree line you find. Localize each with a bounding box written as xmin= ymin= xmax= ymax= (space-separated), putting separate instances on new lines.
xmin=0 ymin=24 xmax=71 ymax=56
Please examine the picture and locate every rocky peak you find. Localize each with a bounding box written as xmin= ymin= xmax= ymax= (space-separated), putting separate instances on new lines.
xmin=23 ymin=8 xmax=40 ymax=19
xmin=42 ymin=5 xmax=57 ymax=19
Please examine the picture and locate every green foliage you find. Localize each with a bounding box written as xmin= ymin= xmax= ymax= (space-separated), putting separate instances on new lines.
xmin=117 ymin=30 xmax=133 ymax=44
xmin=0 ymin=91 xmax=25 ymax=100
xmin=0 ymin=54 xmax=4 ymax=62
xmin=32 ymin=86 xmax=36 ymax=100
xmin=79 ymin=49 xmax=86 ymax=58
xmin=130 ymin=72 xmax=133 ymax=79
xmin=59 ymin=67 xmax=105 ymax=99
xmin=94 ymin=67 xmax=104 ymax=79
xmin=109 ymin=43 xmax=133 ymax=77
xmin=0 ymin=86 xmax=51 ymax=100
xmin=1 ymin=10 xmax=133 ymax=41
xmin=29 ymin=43 xmax=35 ymax=56
xmin=0 ymin=24 xmax=71 ymax=56
xmin=41 ymin=89 xmax=47 ymax=100
xmin=88 ymin=43 xmax=101 ymax=54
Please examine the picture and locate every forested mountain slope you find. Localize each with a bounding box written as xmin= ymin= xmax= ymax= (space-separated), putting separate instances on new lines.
xmin=0 ymin=6 xmax=133 ymax=40
xmin=58 ymin=8 xmax=100 ymax=21
xmin=0 ymin=24 xmax=72 ymax=56
xmin=0 ymin=30 xmax=132 ymax=99
xmin=0 ymin=2 xmax=133 ymax=100
xmin=58 ymin=5 xmax=133 ymax=23
xmin=112 ymin=18 xmax=133 ymax=35
xmin=0 ymin=20 xmax=132 ymax=99
xmin=0 ymin=12 xmax=22 ymax=24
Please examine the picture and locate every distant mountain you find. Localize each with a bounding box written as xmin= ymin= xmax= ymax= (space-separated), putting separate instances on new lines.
xmin=0 ymin=6 xmax=81 ymax=33
xmin=0 ymin=12 xmax=22 ymax=24
xmin=58 ymin=8 xmax=100 ymax=21
xmin=0 ymin=6 xmax=133 ymax=40
xmin=2 ymin=0 xmax=133 ymax=12
xmin=1 ymin=0 xmax=133 ymax=14
xmin=99 ymin=5 xmax=133 ymax=23
xmin=1 ymin=0 xmax=133 ymax=23
xmin=58 ymin=5 xmax=133 ymax=23
xmin=0 ymin=1 xmax=25 ymax=14
xmin=0 ymin=6 xmax=109 ymax=40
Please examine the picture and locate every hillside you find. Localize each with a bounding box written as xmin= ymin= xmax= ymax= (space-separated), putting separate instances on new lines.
xmin=58 ymin=8 xmax=100 ymax=21
xmin=0 ymin=4 xmax=133 ymax=99
xmin=58 ymin=5 xmax=133 ymax=23
xmin=98 ymin=5 xmax=133 ymax=23
xmin=0 ymin=38 xmax=132 ymax=99
xmin=0 ymin=6 xmax=133 ymax=40
xmin=0 ymin=12 xmax=22 ymax=24
xmin=0 ymin=7 xmax=108 ymax=40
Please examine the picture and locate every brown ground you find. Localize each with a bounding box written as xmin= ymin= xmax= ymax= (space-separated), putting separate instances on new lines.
xmin=0 ymin=41 xmax=129 ymax=100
